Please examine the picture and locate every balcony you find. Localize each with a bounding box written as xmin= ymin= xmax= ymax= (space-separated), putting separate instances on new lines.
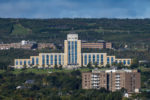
xmin=91 ymin=76 xmax=99 ymax=78
xmin=92 ymin=84 xmax=99 ymax=87
xmin=115 ymin=75 xmax=120 ymax=78
xmin=92 ymin=75 xmax=99 ymax=78
xmin=115 ymin=78 xmax=120 ymax=81
xmin=115 ymin=77 xmax=120 ymax=81
xmin=92 ymin=86 xmax=100 ymax=89
xmin=91 ymin=78 xmax=100 ymax=81
xmin=115 ymin=81 xmax=120 ymax=83
xmin=92 ymin=81 xmax=100 ymax=84
xmin=115 ymin=84 xmax=120 ymax=87
xmin=116 ymin=87 xmax=120 ymax=90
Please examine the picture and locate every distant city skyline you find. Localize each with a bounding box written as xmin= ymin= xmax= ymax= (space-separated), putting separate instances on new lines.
xmin=0 ymin=0 xmax=150 ymax=18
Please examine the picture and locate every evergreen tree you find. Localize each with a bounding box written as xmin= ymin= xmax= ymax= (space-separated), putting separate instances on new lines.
xmin=54 ymin=64 xmax=58 ymax=69
xmin=87 ymin=62 xmax=92 ymax=68
xmin=131 ymin=58 xmax=139 ymax=69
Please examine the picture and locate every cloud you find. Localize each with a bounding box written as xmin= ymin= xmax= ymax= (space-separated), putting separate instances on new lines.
xmin=0 ymin=0 xmax=150 ymax=18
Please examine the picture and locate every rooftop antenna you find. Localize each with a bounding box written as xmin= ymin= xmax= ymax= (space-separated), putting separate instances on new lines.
xmin=70 ymin=27 xmax=76 ymax=34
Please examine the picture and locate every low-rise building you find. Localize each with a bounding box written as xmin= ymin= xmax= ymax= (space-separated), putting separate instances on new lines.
xmin=81 ymin=42 xmax=112 ymax=49
xmin=38 ymin=43 xmax=56 ymax=49
xmin=0 ymin=40 xmax=35 ymax=50
xmin=0 ymin=40 xmax=56 ymax=50
xmin=14 ymin=33 xmax=131 ymax=68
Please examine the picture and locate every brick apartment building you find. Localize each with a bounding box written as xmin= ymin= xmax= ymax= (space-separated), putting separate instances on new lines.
xmin=0 ymin=43 xmax=34 ymax=50
xmin=82 ymin=69 xmax=141 ymax=93
xmin=38 ymin=43 xmax=56 ymax=49
xmin=81 ymin=42 xmax=112 ymax=49
xmin=0 ymin=40 xmax=56 ymax=50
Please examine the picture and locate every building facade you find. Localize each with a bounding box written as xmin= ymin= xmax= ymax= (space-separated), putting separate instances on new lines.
xmin=14 ymin=34 xmax=131 ymax=68
xmin=82 ymin=69 xmax=141 ymax=93
xmin=0 ymin=40 xmax=56 ymax=50
xmin=38 ymin=43 xmax=56 ymax=50
xmin=81 ymin=42 xmax=112 ymax=49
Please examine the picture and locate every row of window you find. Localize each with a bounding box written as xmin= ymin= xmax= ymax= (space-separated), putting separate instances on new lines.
xmin=84 ymin=54 xmax=104 ymax=65
xmin=83 ymin=55 xmax=130 ymax=65
xmin=16 ymin=55 xmax=130 ymax=66
xmin=42 ymin=55 xmax=63 ymax=65
xmin=68 ymin=41 xmax=78 ymax=64
xmin=107 ymin=57 xmax=114 ymax=64
xmin=16 ymin=57 xmax=39 ymax=65
xmin=32 ymin=57 xmax=39 ymax=65
xmin=16 ymin=60 xmax=31 ymax=65
xmin=16 ymin=54 xmax=64 ymax=66
xmin=115 ymin=60 xmax=130 ymax=65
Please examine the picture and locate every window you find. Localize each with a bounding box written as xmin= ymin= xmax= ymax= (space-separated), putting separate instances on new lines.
xmin=107 ymin=57 xmax=109 ymax=64
xmin=119 ymin=60 xmax=122 ymax=63
xmin=84 ymin=54 xmax=87 ymax=65
xmin=111 ymin=57 xmax=114 ymax=63
xmin=115 ymin=60 xmax=118 ymax=64
xmin=68 ymin=41 xmax=71 ymax=64
xmin=59 ymin=55 xmax=61 ymax=65
xmin=123 ymin=60 xmax=126 ymax=64
xmin=72 ymin=41 xmax=74 ymax=63
xmin=28 ymin=61 xmax=30 ymax=65
xmin=24 ymin=61 xmax=26 ymax=65
xmin=20 ymin=61 xmax=22 ymax=65
xmin=16 ymin=61 xmax=18 ymax=65
xmin=46 ymin=55 xmax=49 ymax=65
xmin=101 ymin=54 xmax=103 ymax=64
xmin=82 ymin=55 xmax=83 ymax=65
xmin=89 ymin=55 xmax=91 ymax=63
xmin=55 ymin=55 xmax=57 ymax=65
xmin=51 ymin=55 xmax=53 ymax=65
xmin=127 ymin=60 xmax=130 ymax=64
xmin=93 ymin=54 xmax=95 ymax=63
xmin=36 ymin=58 xmax=39 ymax=65
xmin=32 ymin=58 xmax=34 ymax=65
xmin=97 ymin=55 xmax=99 ymax=64
xmin=75 ymin=41 xmax=77 ymax=64
xmin=42 ymin=55 xmax=45 ymax=65
xmin=62 ymin=55 xmax=64 ymax=65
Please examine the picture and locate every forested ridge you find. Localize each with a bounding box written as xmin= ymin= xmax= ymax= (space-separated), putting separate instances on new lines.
xmin=0 ymin=18 xmax=150 ymax=44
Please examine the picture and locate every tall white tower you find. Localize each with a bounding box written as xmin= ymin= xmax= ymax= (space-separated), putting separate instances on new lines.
xmin=64 ymin=33 xmax=81 ymax=66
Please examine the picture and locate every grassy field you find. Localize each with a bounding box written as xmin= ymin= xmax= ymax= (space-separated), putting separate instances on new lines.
xmin=11 ymin=24 xmax=31 ymax=35
xmin=13 ymin=68 xmax=74 ymax=74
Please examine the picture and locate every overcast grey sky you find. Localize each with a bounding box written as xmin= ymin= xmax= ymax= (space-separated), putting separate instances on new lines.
xmin=0 ymin=0 xmax=150 ymax=18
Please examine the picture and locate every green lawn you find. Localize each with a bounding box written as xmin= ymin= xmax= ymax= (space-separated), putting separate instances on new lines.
xmin=12 ymin=68 xmax=69 ymax=74
xmin=0 ymin=68 xmax=92 ymax=74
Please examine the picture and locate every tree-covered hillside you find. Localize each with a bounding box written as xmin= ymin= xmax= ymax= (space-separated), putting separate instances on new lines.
xmin=0 ymin=18 xmax=150 ymax=46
